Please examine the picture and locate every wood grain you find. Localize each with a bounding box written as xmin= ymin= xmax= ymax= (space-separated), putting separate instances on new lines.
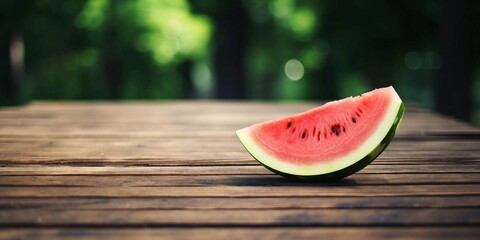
xmin=2 ymin=196 xmax=479 ymax=210
xmin=0 ymin=101 xmax=479 ymax=240
xmin=2 ymin=227 xmax=479 ymax=240
xmin=1 ymin=173 xmax=480 ymax=186
xmin=2 ymin=208 xmax=480 ymax=226
xmin=1 ymin=184 xmax=480 ymax=198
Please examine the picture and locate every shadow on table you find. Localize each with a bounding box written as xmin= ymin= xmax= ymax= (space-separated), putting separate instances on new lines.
xmin=225 ymin=175 xmax=360 ymax=187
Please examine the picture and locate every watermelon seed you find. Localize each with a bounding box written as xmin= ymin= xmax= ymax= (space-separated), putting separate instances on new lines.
xmin=301 ymin=130 xmax=307 ymax=139
xmin=317 ymin=131 xmax=321 ymax=141
xmin=292 ymin=127 xmax=296 ymax=134
xmin=331 ymin=124 xmax=341 ymax=136
xmin=286 ymin=120 xmax=292 ymax=129
xmin=343 ymin=126 xmax=346 ymax=132
xmin=312 ymin=127 xmax=316 ymax=136
xmin=352 ymin=117 xmax=356 ymax=123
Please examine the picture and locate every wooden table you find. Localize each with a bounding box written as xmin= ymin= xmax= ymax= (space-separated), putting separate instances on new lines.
xmin=1 ymin=101 xmax=479 ymax=239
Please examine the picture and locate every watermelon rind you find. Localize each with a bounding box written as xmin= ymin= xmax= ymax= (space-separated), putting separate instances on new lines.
xmin=236 ymin=90 xmax=404 ymax=181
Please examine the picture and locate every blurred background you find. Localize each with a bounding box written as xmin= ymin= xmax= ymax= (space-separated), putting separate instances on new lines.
xmin=1 ymin=0 xmax=479 ymax=125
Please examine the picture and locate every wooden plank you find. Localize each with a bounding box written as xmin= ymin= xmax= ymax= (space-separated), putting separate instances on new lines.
xmin=2 ymin=156 xmax=480 ymax=166
xmin=1 ymin=185 xmax=480 ymax=198
xmin=2 ymin=227 xmax=480 ymax=240
xmin=2 ymin=155 xmax=480 ymax=165
xmin=0 ymin=125 xmax=477 ymax=137
xmin=1 ymin=136 xmax=479 ymax=150
xmin=0 ymin=101 xmax=479 ymax=240
xmin=1 ymin=196 xmax=479 ymax=210
xmin=0 ymin=102 xmax=478 ymax=137
xmin=1 ymin=208 xmax=480 ymax=226
xmin=3 ymin=135 xmax=476 ymax=145
xmin=1 ymin=146 xmax=480 ymax=165
xmin=1 ymin=164 xmax=480 ymax=176
xmin=0 ymin=166 xmax=271 ymax=176
xmin=1 ymin=129 xmax=479 ymax=166
xmin=1 ymin=173 xmax=480 ymax=187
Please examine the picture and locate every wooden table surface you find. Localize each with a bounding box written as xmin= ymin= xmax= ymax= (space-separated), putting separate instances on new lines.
xmin=1 ymin=101 xmax=479 ymax=240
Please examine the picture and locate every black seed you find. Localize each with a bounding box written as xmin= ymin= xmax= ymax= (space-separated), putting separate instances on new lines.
xmin=352 ymin=117 xmax=356 ymax=123
xmin=343 ymin=126 xmax=346 ymax=132
xmin=331 ymin=125 xmax=338 ymax=133
xmin=287 ymin=121 xmax=292 ymax=129
xmin=301 ymin=130 xmax=307 ymax=139
xmin=331 ymin=124 xmax=341 ymax=137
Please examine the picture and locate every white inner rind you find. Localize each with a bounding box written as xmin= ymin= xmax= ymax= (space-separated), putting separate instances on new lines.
xmin=236 ymin=91 xmax=403 ymax=176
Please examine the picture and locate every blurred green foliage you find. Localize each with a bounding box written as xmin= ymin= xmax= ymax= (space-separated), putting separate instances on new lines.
xmin=1 ymin=0 xmax=212 ymax=100
xmin=1 ymin=0 xmax=479 ymax=125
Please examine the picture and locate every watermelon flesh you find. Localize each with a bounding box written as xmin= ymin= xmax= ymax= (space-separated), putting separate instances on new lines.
xmin=236 ymin=86 xmax=404 ymax=180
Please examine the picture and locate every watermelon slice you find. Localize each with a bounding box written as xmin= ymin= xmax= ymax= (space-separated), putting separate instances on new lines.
xmin=236 ymin=86 xmax=404 ymax=181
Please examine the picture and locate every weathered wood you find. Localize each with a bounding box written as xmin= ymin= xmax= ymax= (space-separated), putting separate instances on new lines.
xmin=2 ymin=208 xmax=480 ymax=226
xmin=2 ymin=227 xmax=479 ymax=240
xmin=1 ymin=196 xmax=479 ymax=210
xmin=1 ymin=164 xmax=480 ymax=176
xmin=0 ymin=101 xmax=479 ymax=239
xmin=1 ymin=173 xmax=479 ymax=187
xmin=1 ymin=185 xmax=480 ymax=198
xmin=1 ymin=146 xmax=480 ymax=165
xmin=0 ymin=102 xmax=478 ymax=137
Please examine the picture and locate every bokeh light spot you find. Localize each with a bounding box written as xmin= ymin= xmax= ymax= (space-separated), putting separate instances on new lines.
xmin=284 ymin=59 xmax=304 ymax=81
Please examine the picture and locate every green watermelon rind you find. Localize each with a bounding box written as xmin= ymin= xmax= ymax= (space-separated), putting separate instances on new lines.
xmin=236 ymin=102 xmax=405 ymax=182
